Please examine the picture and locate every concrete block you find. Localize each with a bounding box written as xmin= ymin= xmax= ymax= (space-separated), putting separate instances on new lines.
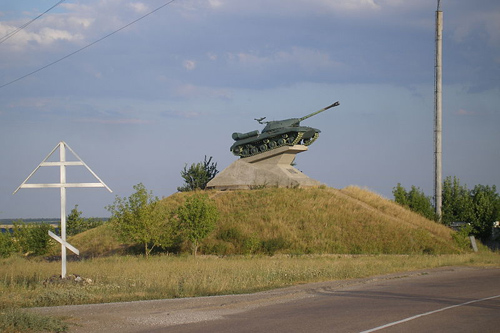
xmin=206 ymin=145 xmax=322 ymax=190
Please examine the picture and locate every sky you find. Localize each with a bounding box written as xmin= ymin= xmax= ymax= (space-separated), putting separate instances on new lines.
xmin=1 ymin=0 xmax=499 ymax=219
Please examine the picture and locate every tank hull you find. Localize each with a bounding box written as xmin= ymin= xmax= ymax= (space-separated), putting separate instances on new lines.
xmin=230 ymin=126 xmax=320 ymax=158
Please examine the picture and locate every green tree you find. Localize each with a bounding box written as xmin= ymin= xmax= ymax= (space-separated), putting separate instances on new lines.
xmin=67 ymin=205 xmax=105 ymax=236
xmin=177 ymin=156 xmax=219 ymax=192
xmin=12 ymin=221 xmax=54 ymax=256
xmin=177 ymin=193 xmax=218 ymax=256
xmin=469 ymin=184 xmax=500 ymax=240
xmin=396 ymin=176 xmax=500 ymax=242
xmin=393 ymin=183 xmax=409 ymax=207
xmin=407 ymin=186 xmax=436 ymax=220
xmin=393 ymin=184 xmax=435 ymax=220
xmin=442 ymin=176 xmax=474 ymax=225
xmin=106 ymin=183 xmax=174 ymax=257
xmin=67 ymin=205 xmax=85 ymax=236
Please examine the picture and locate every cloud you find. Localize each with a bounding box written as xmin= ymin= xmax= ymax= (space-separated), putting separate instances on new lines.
xmin=129 ymin=2 xmax=149 ymax=14
xmin=162 ymin=109 xmax=202 ymax=119
xmin=221 ymin=47 xmax=343 ymax=86
xmin=208 ymin=0 xmax=224 ymax=8
xmin=310 ymin=0 xmax=380 ymax=12
xmin=183 ymin=60 xmax=197 ymax=71
xmin=174 ymin=84 xmax=232 ymax=99
xmin=76 ymin=118 xmax=151 ymax=125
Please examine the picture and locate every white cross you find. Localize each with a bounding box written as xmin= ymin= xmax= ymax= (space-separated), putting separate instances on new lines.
xmin=14 ymin=141 xmax=112 ymax=278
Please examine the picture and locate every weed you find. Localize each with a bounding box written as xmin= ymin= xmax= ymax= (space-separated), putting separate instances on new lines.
xmin=0 ymin=308 xmax=68 ymax=332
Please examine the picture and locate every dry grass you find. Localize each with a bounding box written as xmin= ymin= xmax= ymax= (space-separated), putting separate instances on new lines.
xmin=202 ymin=187 xmax=462 ymax=255
xmin=1 ymin=252 xmax=499 ymax=309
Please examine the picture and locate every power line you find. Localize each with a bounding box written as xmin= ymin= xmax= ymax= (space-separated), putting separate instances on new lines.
xmin=0 ymin=0 xmax=177 ymax=90
xmin=0 ymin=0 xmax=66 ymax=45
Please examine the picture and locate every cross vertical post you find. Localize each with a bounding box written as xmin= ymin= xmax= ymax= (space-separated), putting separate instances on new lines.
xmin=60 ymin=142 xmax=67 ymax=278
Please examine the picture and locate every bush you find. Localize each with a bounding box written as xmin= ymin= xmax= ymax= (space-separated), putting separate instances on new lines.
xmin=177 ymin=156 xmax=219 ymax=192
xmin=451 ymin=223 xmax=474 ymax=251
xmin=0 ymin=232 xmax=15 ymax=258
xmin=12 ymin=221 xmax=55 ymax=256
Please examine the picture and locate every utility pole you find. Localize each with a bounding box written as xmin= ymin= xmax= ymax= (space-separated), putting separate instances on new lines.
xmin=434 ymin=0 xmax=443 ymax=221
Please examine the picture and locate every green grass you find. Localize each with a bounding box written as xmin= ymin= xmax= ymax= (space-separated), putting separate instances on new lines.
xmin=0 ymin=307 xmax=68 ymax=332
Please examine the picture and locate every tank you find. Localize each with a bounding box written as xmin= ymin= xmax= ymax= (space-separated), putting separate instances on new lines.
xmin=230 ymin=101 xmax=340 ymax=158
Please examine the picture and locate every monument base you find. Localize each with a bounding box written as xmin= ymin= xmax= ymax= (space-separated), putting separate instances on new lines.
xmin=206 ymin=145 xmax=322 ymax=190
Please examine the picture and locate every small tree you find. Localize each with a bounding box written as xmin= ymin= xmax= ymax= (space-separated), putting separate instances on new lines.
xmin=67 ymin=205 xmax=85 ymax=236
xmin=177 ymin=193 xmax=218 ymax=256
xmin=393 ymin=184 xmax=436 ymax=220
xmin=177 ymin=156 xmax=219 ymax=192
xmin=67 ymin=205 xmax=105 ymax=236
xmin=393 ymin=183 xmax=409 ymax=207
xmin=106 ymin=183 xmax=174 ymax=257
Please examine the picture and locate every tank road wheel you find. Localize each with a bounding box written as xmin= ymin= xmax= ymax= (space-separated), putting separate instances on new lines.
xmin=259 ymin=144 xmax=268 ymax=152
xmin=287 ymin=135 xmax=296 ymax=145
xmin=304 ymin=132 xmax=319 ymax=146
xmin=277 ymin=138 xmax=287 ymax=146
xmin=269 ymin=140 xmax=277 ymax=149
xmin=242 ymin=148 xmax=249 ymax=157
xmin=250 ymin=147 xmax=258 ymax=155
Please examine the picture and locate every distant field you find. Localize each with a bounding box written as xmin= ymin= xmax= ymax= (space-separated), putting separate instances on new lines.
xmin=0 ymin=219 xmax=60 ymax=233
xmin=0 ymin=218 xmax=60 ymax=225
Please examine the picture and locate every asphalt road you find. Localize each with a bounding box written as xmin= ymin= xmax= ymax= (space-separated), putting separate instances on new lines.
xmin=31 ymin=266 xmax=500 ymax=332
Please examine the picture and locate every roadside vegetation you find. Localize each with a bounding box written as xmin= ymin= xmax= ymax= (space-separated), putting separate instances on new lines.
xmin=1 ymin=252 xmax=498 ymax=310
xmin=393 ymin=176 xmax=500 ymax=242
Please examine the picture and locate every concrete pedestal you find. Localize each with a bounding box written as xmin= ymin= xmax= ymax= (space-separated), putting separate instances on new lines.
xmin=206 ymin=145 xmax=322 ymax=190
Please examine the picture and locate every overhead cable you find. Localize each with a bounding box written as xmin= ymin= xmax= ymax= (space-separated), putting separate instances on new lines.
xmin=0 ymin=0 xmax=176 ymax=90
xmin=0 ymin=0 xmax=66 ymax=45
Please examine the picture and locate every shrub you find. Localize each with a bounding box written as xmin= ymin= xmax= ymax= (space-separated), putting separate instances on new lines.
xmin=452 ymin=223 xmax=474 ymax=251
xmin=261 ymin=237 xmax=289 ymax=255
xmin=12 ymin=221 xmax=55 ymax=256
xmin=0 ymin=232 xmax=15 ymax=258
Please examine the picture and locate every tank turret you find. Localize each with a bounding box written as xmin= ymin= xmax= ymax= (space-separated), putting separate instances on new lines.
xmin=230 ymin=101 xmax=339 ymax=158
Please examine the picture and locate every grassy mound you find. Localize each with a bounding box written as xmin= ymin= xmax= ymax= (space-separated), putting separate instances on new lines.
xmin=202 ymin=186 xmax=460 ymax=255
xmin=67 ymin=186 xmax=462 ymax=257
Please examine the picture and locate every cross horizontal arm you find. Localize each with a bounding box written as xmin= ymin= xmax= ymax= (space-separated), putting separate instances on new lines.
xmin=19 ymin=183 xmax=107 ymax=189
xmin=40 ymin=161 xmax=85 ymax=166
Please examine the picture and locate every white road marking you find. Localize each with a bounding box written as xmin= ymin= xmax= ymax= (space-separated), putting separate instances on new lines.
xmin=360 ymin=294 xmax=500 ymax=333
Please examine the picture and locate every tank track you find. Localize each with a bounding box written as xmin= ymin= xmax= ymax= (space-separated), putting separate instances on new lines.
xmin=303 ymin=132 xmax=319 ymax=146
xmin=233 ymin=132 xmax=308 ymax=158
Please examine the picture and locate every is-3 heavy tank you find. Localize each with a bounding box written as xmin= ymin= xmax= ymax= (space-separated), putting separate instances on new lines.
xmin=230 ymin=101 xmax=340 ymax=158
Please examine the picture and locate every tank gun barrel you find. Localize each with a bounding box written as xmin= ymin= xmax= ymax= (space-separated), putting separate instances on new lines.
xmin=299 ymin=101 xmax=340 ymax=122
